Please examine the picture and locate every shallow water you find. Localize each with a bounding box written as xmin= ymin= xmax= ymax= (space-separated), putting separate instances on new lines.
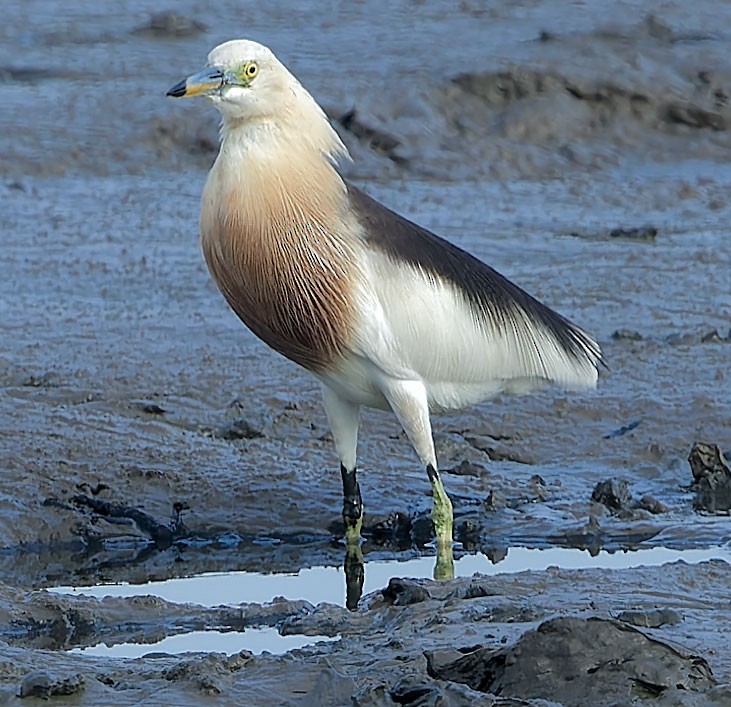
xmin=49 ymin=545 xmax=731 ymax=658
xmin=53 ymin=545 xmax=731 ymax=608
xmin=71 ymin=628 xmax=337 ymax=659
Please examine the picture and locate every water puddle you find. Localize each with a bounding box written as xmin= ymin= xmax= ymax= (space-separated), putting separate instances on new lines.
xmin=52 ymin=545 xmax=730 ymax=658
xmin=54 ymin=544 xmax=730 ymax=607
xmin=70 ymin=627 xmax=337 ymax=659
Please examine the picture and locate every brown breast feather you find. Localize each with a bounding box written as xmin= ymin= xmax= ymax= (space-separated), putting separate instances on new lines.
xmin=200 ymin=163 xmax=356 ymax=373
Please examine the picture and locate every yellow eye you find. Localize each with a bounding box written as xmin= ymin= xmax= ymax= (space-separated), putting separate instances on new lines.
xmin=244 ymin=62 xmax=258 ymax=79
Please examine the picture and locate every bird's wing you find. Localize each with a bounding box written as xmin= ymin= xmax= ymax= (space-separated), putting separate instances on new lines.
xmin=346 ymin=184 xmax=602 ymax=403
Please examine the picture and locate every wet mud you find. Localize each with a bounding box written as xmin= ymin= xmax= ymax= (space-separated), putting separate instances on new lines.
xmin=1 ymin=0 xmax=730 ymax=704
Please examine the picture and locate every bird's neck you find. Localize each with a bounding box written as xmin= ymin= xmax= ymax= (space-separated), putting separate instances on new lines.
xmin=198 ymin=119 xmax=358 ymax=371
xmin=207 ymin=118 xmax=348 ymax=240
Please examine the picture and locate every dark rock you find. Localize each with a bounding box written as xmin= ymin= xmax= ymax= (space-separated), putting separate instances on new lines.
xmin=644 ymin=14 xmax=674 ymax=43
xmin=368 ymin=511 xmax=413 ymax=547
xmin=664 ymin=102 xmax=726 ymax=131
xmin=637 ymin=495 xmax=669 ymax=514
xmin=458 ymin=580 xmax=501 ymax=601
xmin=390 ymin=679 xmax=438 ymax=705
xmin=609 ymin=226 xmax=658 ymax=241
xmin=688 ymin=442 xmax=729 ymax=483
xmin=147 ymin=116 xmax=218 ymax=162
xmin=602 ymin=419 xmax=642 ymax=439
xmin=162 ymin=652 xmax=251 ymax=682
xmin=19 ymin=672 xmax=52 ymax=699
xmin=483 ymin=546 xmax=509 ymax=564
xmin=689 ymin=443 xmax=731 ymax=513
xmin=483 ymin=489 xmax=504 ymax=511
xmin=215 ymin=418 xmax=264 ymax=441
xmin=445 ymin=460 xmax=485 ymax=477
xmin=427 ymin=616 xmax=714 ymax=705
xmin=611 ymin=329 xmax=643 ymax=341
xmin=552 ymin=515 xmax=603 ymax=555
xmin=71 ymin=495 xmax=182 ymax=548
xmin=383 ymin=578 xmax=431 ymax=606
xmin=410 ymin=514 xmax=435 ymax=548
xmin=389 ymin=676 xmax=503 ymax=706
xmin=455 ymin=519 xmax=482 ymax=549
xmin=132 ymin=400 xmax=166 ymax=415
xmin=21 ymin=371 xmax=61 ymax=387
xmin=483 ymin=604 xmax=544 ymax=624
xmin=452 ymin=69 xmax=565 ymax=107
xmin=700 ymin=328 xmax=731 ymax=343
xmin=19 ymin=671 xmax=84 ymax=698
xmin=336 ymin=108 xmax=408 ymax=165
xmin=464 ymin=435 xmax=532 ymax=464
xmin=133 ymin=12 xmax=206 ymax=37
xmin=591 ymin=478 xmax=633 ymax=512
xmin=0 ymin=67 xmax=72 ymax=85
xmin=665 ymin=331 xmax=697 ymax=345
xmin=527 ymin=474 xmax=548 ymax=502
xmin=617 ymin=608 xmax=682 ymax=628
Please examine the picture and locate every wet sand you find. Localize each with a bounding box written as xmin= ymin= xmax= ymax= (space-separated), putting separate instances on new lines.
xmin=1 ymin=1 xmax=730 ymax=704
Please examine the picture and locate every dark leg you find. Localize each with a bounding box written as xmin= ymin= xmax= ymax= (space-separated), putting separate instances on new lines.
xmin=340 ymin=464 xmax=364 ymax=610
xmin=340 ymin=463 xmax=363 ymax=536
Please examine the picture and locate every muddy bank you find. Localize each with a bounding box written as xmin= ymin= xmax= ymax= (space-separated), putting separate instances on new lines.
xmin=2 ymin=166 xmax=729 ymax=585
xmin=1 ymin=0 xmax=731 ymax=705
xmin=1 ymin=562 xmax=730 ymax=704
xmin=4 ymin=3 xmax=731 ymax=181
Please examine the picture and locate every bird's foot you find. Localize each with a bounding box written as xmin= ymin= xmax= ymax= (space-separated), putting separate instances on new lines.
xmin=427 ymin=463 xmax=454 ymax=579
xmin=343 ymin=511 xmax=363 ymax=546
xmin=344 ymin=542 xmax=365 ymax=611
xmin=341 ymin=464 xmax=364 ymax=545
xmin=428 ymin=466 xmax=454 ymax=543
xmin=434 ymin=538 xmax=455 ymax=580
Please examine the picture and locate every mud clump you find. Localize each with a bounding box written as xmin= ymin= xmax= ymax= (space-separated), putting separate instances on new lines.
xmin=617 ymin=608 xmax=682 ymax=629
xmin=162 ymin=652 xmax=252 ymax=696
xmin=427 ymin=616 xmax=714 ymax=706
xmin=689 ymin=442 xmax=731 ymax=513
xmin=214 ymin=418 xmax=265 ymax=441
xmin=382 ymin=578 xmax=431 ymax=606
xmin=132 ymin=11 xmax=206 ymax=37
xmin=591 ymin=478 xmax=667 ymax=517
xmin=591 ymin=478 xmax=632 ymax=512
xmin=335 ymin=108 xmax=408 ymax=165
xmin=448 ymin=67 xmax=728 ymax=139
xmin=609 ymin=225 xmax=658 ymax=241
xmin=19 ymin=671 xmax=85 ymax=699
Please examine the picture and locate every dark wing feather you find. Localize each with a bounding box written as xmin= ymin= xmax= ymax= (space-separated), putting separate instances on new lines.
xmin=347 ymin=183 xmax=602 ymax=371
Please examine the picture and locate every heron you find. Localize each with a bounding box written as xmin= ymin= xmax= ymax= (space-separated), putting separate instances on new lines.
xmin=167 ymin=40 xmax=602 ymax=580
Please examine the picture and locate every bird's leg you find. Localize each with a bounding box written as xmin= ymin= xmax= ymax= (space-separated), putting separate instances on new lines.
xmin=381 ymin=379 xmax=455 ymax=580
xmin=322 ymin=385 xmax=362 ymax=545
xmin=340 ymin=463 xmax=363 ymax=544
xmin=426 ymin=463 xmax=453 ymax=545
xmin=427 ymin=463 xmax=455 ymax=580
xmin=341 ymin=464 xmax=364 ymax=610
xmin=343 ymin=537 xmax=365 ymax=611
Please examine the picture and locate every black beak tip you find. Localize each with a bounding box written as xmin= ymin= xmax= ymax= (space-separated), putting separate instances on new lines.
xmin=166 ymin=80 xmax=187 ymax=98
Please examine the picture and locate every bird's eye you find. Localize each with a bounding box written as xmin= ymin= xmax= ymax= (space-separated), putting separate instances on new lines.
xmin=244 ymin=62 xmax=258 ymax=79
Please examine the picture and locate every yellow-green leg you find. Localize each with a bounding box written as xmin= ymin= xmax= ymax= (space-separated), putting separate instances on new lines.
xmin=344 ymin=541 xmax=364 ymax=611
xmin=428 ymin=464 xmax=455 ymax=580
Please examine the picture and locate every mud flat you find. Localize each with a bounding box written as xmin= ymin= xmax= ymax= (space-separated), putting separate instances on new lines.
xmin=1 ymin=1 xmax=730 ymax=704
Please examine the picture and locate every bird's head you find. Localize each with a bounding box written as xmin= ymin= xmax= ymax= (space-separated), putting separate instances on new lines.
xmin=167 ymin=39 xmax=348 ymax=163
xmin=168 ymin=40 xmax=315 ymax=125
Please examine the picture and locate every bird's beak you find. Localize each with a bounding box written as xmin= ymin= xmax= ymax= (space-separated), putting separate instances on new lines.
xmin=167 ymin=66 xmax=226 ymax=98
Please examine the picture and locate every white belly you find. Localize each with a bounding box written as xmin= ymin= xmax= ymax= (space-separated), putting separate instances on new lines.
xmin=317 ymin=247 xmax=596 ymax=413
